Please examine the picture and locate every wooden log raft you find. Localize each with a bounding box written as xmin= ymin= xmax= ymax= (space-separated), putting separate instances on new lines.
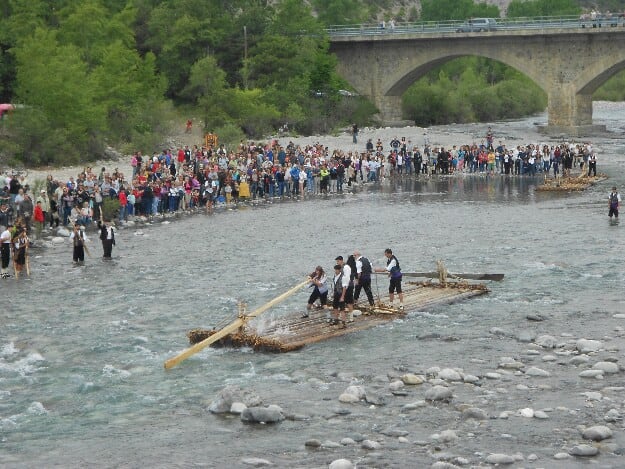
xmin=187 ymin=281 xmax=490 ymax=353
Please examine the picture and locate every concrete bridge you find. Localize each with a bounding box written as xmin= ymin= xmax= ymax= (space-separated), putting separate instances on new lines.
xmin=329 ymin=27 xmax=625 ymax=136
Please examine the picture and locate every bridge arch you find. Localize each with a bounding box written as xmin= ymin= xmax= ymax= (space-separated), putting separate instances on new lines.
xmin=330 ymin=29 xmax=625 ymax=135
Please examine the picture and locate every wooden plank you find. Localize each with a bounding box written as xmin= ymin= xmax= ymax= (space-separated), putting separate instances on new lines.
xmin=392 ymin=272 xmax=504 ymax=281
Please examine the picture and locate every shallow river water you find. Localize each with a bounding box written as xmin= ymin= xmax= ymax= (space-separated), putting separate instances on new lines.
xmin=2 ymin=105 xmax=625 ymax=468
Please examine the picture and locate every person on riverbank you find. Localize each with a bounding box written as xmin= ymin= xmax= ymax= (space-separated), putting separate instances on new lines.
xmin=353 ymin=250 xmax=375 ymax=307
xmin=33 ymin=200 xmax=44 ymax=240
xmin=375 ymin=248 xmax=404 ymax=310
xmin=98 ymin=217 xmax=115 ymax=259
xmin=609 ymin=186 xmax=621 ymax=219
xmin=70 ymin=224 xmax=88 ymax=265
xmin=303 ymin=265 xmax=328 ymax=318
xmin=0 ymin=223 xmax=13 ymax=278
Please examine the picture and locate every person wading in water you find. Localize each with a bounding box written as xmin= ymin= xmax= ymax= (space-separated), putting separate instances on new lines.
xmin=98 ymin=216 xmax=115 ymax=259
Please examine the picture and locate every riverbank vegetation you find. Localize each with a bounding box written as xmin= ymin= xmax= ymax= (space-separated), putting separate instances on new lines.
xmin=0 ymin=0 xmax=622 ymax=167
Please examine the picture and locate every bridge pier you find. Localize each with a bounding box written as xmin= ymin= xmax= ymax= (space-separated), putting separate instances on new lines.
xmin=542 ymin=88 xmax=606 ymax=136
xmin=374 ymin=95 xmax=412 ymax=126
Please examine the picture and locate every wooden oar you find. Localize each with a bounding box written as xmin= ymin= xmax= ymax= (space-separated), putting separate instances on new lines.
xmin=386 ymin=272 xmax=504 ymax=281
xmin=164 ymin=278 xmax=309 ymax=369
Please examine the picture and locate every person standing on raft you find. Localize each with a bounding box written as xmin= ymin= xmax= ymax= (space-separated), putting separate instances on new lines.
xmin=330 ymin=263 xmax=348 ymax=327
xmin=375 ymin=248 xmax=404 ymax=310
xmin=302 ymin=266 xmax=328 ymax=318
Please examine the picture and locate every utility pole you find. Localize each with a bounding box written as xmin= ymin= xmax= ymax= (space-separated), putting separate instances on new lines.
xmin=243 ymin=25 xmax=249 ymax=90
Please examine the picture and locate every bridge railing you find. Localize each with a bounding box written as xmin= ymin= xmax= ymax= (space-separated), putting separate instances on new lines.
xmin=326 ymin=15 xmax=624 ymax=36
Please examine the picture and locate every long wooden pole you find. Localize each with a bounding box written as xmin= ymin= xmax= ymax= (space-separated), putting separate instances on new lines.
xmin=164 ymin=278 xmax=309 ymax=369
xmin=377 ymin=271 xmax=504 ymax=281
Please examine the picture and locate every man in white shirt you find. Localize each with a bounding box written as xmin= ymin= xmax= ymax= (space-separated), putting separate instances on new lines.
xmin=1 ymin=223 xmax=13 ymax=278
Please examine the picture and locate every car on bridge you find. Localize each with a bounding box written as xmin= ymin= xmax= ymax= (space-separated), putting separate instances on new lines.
xmin=456 ymin=18 xmax=498 ymax=32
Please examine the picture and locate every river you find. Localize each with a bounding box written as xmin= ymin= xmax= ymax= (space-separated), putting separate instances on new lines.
xmin=2 ymin=104 xmax=625 ymax=468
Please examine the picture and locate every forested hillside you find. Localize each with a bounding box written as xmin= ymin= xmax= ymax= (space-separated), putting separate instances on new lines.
xmin=1 ymin=0 xmax=624 ymax=167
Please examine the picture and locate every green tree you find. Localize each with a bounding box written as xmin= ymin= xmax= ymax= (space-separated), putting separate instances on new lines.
xmin=312 ymin=0 xmax=369 ymax=25
xmin=420 ymin=0 xmax=499 ymax=21
xmin=507 ymin=0 xmax=580 ymax=17
xmin=182 ymin=55 xmax=227 ymax=104
xmin=13 ymin=28 xmax=106 ymax=159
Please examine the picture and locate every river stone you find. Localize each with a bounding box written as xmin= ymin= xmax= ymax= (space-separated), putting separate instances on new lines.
xmin=381 ymin=428 xmax=409 ymax=437
xmin=576 ymin=339 xmax=603 ymax=353
xmin=338 ymin=393 xmax=360 ymax=403
xmin=364 ymin=393 xmax=386 ymax=406
xmin=401 ymin=373 xmax=425 ymax=385
xmin=525 ymin=366 xmax=551 ymax=377
xmin=230 ymin=402 xmax=247 ymax=414
xmin=517 ymin=330 xmax=536 ymax=342
xmin=463 ymin=374 xmax=479 ymax=383
xmin=436 ymin=429 xmax=458 ymax=443
xmin=388 ymin=380 xmax=405 ymax=392
xmin=499 ymin=358 xmax=525 ymax=370
xmin=535 ymin=335 xmax=558 ymax=348
xmin=321 ymin=440 xmax=342 ymax=448
xmin=361 ymin=439 xmax=381 ymax=450
xmin=569 ymin=444 xmax=599 ymax=457
xmin=340 ymin=437 xmax=356 ymax=445
xmin=582 ymin=391 xmax=603 ymax=401
xmin=329 ymin=459 xmax=354 ymax=469
xmin=484 ymin=372 xmax=501 ymax=379
xmin=579 ymin=370 xmax=604 ymax=378
xmin=304 ymin=439 xmax=321 ymax=448
xmin=51 ymin=236 xmax=66 ymax=244
xmin=57 ymin=227 xmax=71 ymax=237
xmin=582 ymin=425 xmax=613 ymax=441
xmin=425 ymin=385 xmax=453 ymax=402
xmin=438 ymin=368 xmax=462 ymax=381
xmin=519 ymin=408 xmax=534 ymax=418
xmin=554 ymin=452 xmax=571 ymax=460
xmin=403 ymin=400 xmax=427 ymax=410
xmin=570 ymin=355 xmax=590 ymax=365
xmin=485 ymin=453 xmax=515 ymax=464
xmin=462 ymin=407 xmax=488 ymax=420
xmin=593 ymin=361 xmax=619 ymax=373
xmin=526 ymin=313 xmax=545 ymax=321
xmin=241 ymin=457 xmax=272 ymax=467
xmin=542 ymin=354 xmax=557 ymax=362
xmin=240 ymin=406 xmax=284 ymax=424
xmin=534 ymin=410 xmax=549 ymax=419
xmin=343 ymin=385 xmax=366 ymax=399
xmin=431 ymin=463 xmax=462 ymax=469
xmin=209 ymin=386 xmax=262 ymax=413
xmin=604 ymin=409 xmax=621 ymax=422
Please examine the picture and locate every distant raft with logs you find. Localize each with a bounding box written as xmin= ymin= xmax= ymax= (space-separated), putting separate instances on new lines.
xmin=536 ymin=174 xmax=607 ymax=192
xmin=186 ymin=281 xmax=494 ymax=353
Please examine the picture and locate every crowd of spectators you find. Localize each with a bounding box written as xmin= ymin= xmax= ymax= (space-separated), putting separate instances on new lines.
xmin=0 ymin=135 xmax=596 ymax=237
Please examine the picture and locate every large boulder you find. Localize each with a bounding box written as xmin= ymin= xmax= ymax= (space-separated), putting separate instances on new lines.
xmin=209 ymin=385 xmax=262 ymax=414
xmin=240 ymin=406 xmax=284 ymax=424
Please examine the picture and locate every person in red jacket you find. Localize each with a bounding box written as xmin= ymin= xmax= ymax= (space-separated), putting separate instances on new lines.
xmin=118 ymin=190 xmax=128 ymax=223
xmin=33 ymin=200 xmax=45 ymax=240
